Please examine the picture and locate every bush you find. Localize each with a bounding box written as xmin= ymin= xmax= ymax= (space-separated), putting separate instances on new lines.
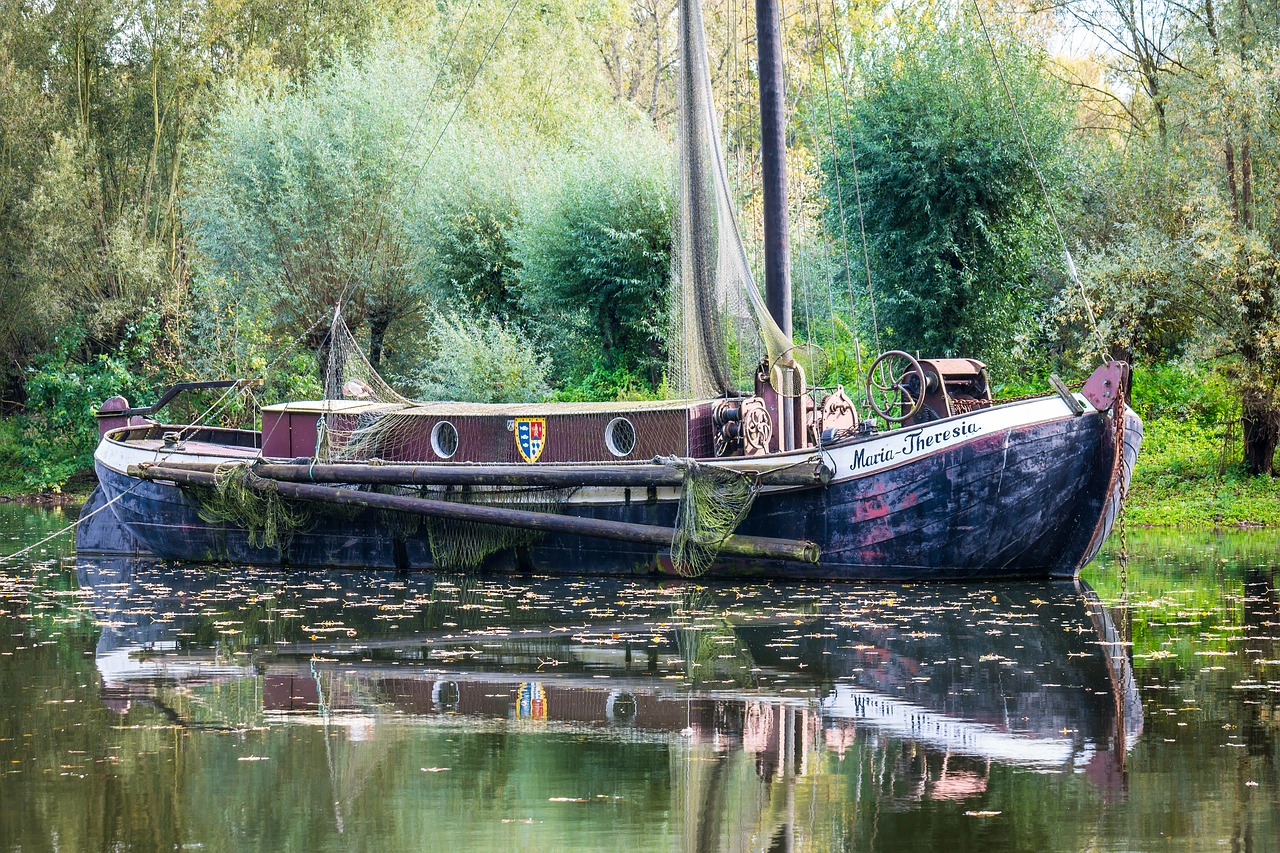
xmin=4 ymin=315 xmax=163 ymax=492
xmin=554 ymin=364 xmax=663 ymax=403
xmin=1129 ymin=361 xmax=1234 ymax=425
xmin=822 ymin=5 xmax=1075 ymax=363
xmin=513 ymin=120 xmax=673 ymax=390
xmin=410 ymin=312 xmax=551 ymax=404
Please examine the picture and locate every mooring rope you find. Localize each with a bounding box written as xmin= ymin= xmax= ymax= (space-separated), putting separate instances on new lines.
xmin=0 ymin=480 xmax=142 ymax=568
xmin=9 ymin=310 xmax=328 ymax=563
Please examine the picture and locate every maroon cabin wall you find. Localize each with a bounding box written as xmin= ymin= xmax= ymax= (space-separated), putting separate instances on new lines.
xmin=347 ymin=411 xmax=693 ymax=464
xmin=261 ymin=411 xmax=321 ymax=458
xmin=687 ymin=402 xmax=717 ymax=458
xmin=262 ymin=405 xmax=716 ymax=463
xmin=261 ymin=411 xmax=290 ymax=457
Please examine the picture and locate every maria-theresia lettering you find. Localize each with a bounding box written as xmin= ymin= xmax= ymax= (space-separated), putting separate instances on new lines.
xmin=849 ymin=419 xmax=982 ymax=471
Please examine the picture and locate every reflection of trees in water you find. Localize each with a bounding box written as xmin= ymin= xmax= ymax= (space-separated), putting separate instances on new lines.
xmin=1088 ymin=539 xmax=1280 ymax=850
xmin=41 ymin=562 xmax=1165 ymax=850
xmin=671 ymin=587 xmax=761 ymax=688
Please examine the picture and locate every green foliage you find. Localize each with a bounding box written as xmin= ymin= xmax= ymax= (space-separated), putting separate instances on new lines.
xmin=406 ymin=131 xmax=528 ymax=318
xmin=1068 ymin=154 xmax=1208 ymax=363
xmin=0 ymin=0 xmax=417 ymax=492
xmin=185 ymin=27 xmax=673 ymax=394
xmin=553 ymin=363 xmax=663 ymax=403
xmin=1125 ymin=416 xmax=1280 ymax=528
xmin=1067 ymin=0 xmax=1280 ymax=472
xmin=821 ymin=3 xmax=1075 ymax=365
xmin=514 ymin=121 xmax=673 ymax=388
xmin=409 ymin=312 xmax=551 ymax=404
xmin=185 ymin=49 xmax=436 ymax=350
xmin=1 ymin=316 xmax=163 ymax=492
xmin=1129 ymin=362 xmax=1235 ymax=425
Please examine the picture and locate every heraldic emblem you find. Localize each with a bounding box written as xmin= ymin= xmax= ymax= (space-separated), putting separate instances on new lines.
xmin=515 ymin=417 xmax=546 ymax=463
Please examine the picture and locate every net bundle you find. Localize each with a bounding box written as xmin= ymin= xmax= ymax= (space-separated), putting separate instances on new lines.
xmin=381 ymin=485 xmax=578 ymax=570
xmin=186 ymin=463 xmax=317 ymax=552
xmin=313 ymin=316 xmax=420 ymax=462
xmin=669 ymin=0 xmax=795 ymax=399
xmin=666 ymin=457 xmax=758 ymax=576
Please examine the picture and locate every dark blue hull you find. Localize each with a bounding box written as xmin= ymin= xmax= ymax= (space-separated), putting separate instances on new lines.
xmin=84 ymin=405 xmax=1142 ymax=581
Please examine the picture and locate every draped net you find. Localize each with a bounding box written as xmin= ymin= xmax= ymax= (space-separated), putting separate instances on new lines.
xmin=669 ymin=0 xmax=794 ymax=400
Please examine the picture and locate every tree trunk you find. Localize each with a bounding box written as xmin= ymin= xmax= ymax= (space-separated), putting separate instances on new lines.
xmin=1240 ymin=133 xmax=1253 ymax=228
xmin=369 ymin=312 xmax=391 ymax=369
xmin=1241 ymin=387 xmax=1278 ymax=475
xmin=1226 ymin=136 xmax=1239 ymax=223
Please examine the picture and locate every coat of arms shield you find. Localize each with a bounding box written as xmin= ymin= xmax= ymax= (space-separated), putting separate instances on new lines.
xmin=515 ymin=417 xmax=546 ymax=463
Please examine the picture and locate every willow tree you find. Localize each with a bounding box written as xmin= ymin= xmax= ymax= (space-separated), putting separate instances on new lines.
xmin=184 ymin=52 xmax=439 ymax=367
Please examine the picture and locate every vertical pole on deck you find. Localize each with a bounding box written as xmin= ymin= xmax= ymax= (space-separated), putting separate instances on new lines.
xmin=756 ymin=0 xmax=792 ymax=338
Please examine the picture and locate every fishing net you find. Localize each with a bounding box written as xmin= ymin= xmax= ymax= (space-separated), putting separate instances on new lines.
xmin=669 ymin=0 xmax=795 ymax=399
xmin=184 ymin=464 xmax=576 ymax=568
xmin=314 ymin=316 xmax=419 ymax=462
xmin=185 ymin=463 xmax=318 ymax=552
xmin=414 ymin=485 xmax=578 ymax=570
xmin=665 ymin=456 xmax=759 ymax=576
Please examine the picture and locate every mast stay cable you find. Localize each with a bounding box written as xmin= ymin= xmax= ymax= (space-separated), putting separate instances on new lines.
xmin=969 ymin=0 xmax=1107 ymax=362
xmin=823 ymin=0 xmax=882 ymax=357
xmin=810 ymin=0 xmax=866 ymax=378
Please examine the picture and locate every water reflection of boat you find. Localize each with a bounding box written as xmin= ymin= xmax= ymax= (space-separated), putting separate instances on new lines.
xmin=77 ymin=558 xmax=1140 ymax=795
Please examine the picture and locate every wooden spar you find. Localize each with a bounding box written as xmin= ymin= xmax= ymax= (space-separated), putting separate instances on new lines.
xmin=131 ymin=464 xmax=822 ymax=564
xmin=148 ymin=460 xmax=832 ymax=488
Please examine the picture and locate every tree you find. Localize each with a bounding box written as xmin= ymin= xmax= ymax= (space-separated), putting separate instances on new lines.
xmin=1067 ymin=0 xmax=1280 ymax=473
xmin=184 ymin=50 xmax=437 ymax=365
xmin=514 ymin=121 xmax=673 ymax=389
xmin=821 ymin=3 xmax=1076 ymax=364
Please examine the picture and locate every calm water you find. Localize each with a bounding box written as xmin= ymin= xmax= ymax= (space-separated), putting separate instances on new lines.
xmin=2 ymin=502 xmax=1279 ymax=851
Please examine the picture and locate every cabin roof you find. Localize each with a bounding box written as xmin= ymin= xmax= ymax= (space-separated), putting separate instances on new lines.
xmin=261 ymin=399 xmax=704 ymax=417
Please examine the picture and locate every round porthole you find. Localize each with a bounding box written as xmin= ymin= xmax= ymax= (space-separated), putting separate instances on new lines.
xmin=605 ymin=417 xmax=637 ymax=457
xmin=432 ymin=680 xmax=460 ymax=713
xmin=606 ymin=691 xmax=638 ymax=725
xmin=431 ymin=420 xmax=459 ymax=459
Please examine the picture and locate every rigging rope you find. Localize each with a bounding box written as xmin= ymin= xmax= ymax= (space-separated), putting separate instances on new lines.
xmin=810 ymin=0 xmax=866 ymax=378
xmin=336 ymin=0 xmax=522 ymax=319
xmin=396 ymin=0 xmax=479 ymax=167
xmin=409 ymin=0 xmax=522 ymax=190
xmin=7 ymin=313 xmax=327 ymax=563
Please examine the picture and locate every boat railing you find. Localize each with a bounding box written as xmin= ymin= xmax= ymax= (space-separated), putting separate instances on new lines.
xmin=94 ymin=379 xmax=262 ymax=421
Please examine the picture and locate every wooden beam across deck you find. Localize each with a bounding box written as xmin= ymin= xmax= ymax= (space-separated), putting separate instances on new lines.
xmin=150 ymin=459 xmax=832 ymax=488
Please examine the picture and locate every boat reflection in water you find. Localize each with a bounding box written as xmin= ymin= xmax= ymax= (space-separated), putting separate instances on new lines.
xmin=77 ymin=559 xmax=1141 ymax=846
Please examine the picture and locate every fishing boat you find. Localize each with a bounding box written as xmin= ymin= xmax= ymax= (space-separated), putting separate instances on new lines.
xmin=76 ymin=0 xmax=1141 ymax=580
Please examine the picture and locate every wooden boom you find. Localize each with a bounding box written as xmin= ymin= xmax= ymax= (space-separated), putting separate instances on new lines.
xmin=150 ymin=459 xmax=831 ymax=488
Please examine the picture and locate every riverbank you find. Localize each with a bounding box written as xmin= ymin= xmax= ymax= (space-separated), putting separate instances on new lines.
xmin=0 ymin=491 xmax=89 ymax=508
xmin=1126 ymin=416 xmax=1280 ymax=528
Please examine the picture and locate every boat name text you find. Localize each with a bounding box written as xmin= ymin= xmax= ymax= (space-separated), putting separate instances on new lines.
xmin=848 ymin=420 xmax=982 ymax=471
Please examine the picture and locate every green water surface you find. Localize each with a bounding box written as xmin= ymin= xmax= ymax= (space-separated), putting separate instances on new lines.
xmin=1 ymin=503 xmax=1278 ymax=851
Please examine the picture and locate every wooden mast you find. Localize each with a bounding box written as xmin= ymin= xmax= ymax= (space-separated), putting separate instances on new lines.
xmin=756 ymin=0 xmax=792 ymax=338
